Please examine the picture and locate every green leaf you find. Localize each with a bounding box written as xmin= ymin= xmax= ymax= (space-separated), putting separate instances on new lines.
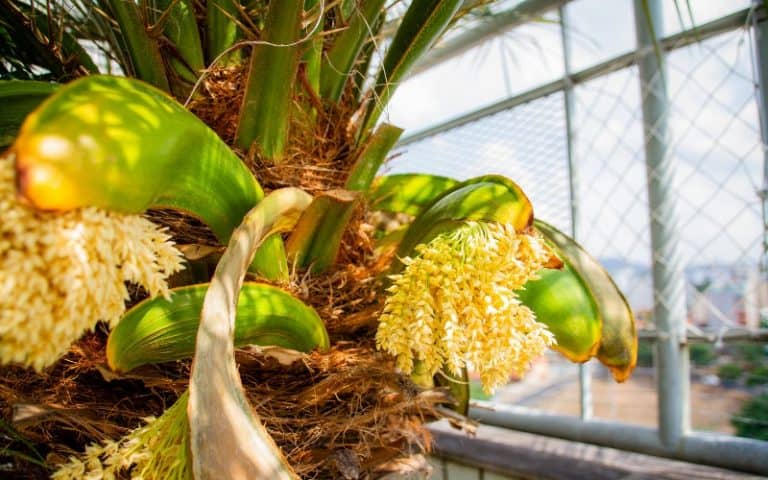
xmin=104 ymin=0 xmax=169 ymax=91
xmin=107 ymin=282 xmax=329 ymax=372
xmin=11 ymin=75 xmax=261 ymax=244
xmin=320 ymin=0 xmax=386 ymax=102
xmin=369 ymin=173 xmax=458 ymax=216
xmin=534 ymin=220 xmax=637 ymax=382
xmin=0 ymin=80 xmax=57 ymax=147
xmin=360 ymin=0 xmax=462 ymax=134
xmin=235 ymin=0 xmax=303 ymax=161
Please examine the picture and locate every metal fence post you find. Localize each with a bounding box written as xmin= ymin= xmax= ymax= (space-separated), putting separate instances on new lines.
xmin=633 ymin=0 xmax=690 ymax=447
xmin=559 ymin=4 xmax=593 ymax=421
xmin=752 ymin=2 xmax=768 ymax=288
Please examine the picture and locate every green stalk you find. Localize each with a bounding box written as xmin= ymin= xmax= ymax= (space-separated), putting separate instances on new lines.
xmin=248 ymin=232 xmax=290 ymax=282
xmin=320 ymin=0 xmax=386 ymax=102
xmin=345 ymin=123 xmax=403 ymax=191
xmin=104 ymin=0 xmax=169 ymax=91
xmin=435 ymin=366 xmax=469 ymax=415
xmin=303 ymin=0 xmax=323 ymax=96
xmin=352 ymin=13 xmax=384 ymax=101
xmin=284 ymin=124 xmax=400 ymax=273
xmin=156 ymin=0 xmax=205 ymax=88
xmin=360 ymin=0 xmax=462 ymax=135
xmin=303 ymin=37 xmax=323 ymax=98
xmin=285 ymin=190 xmax=359 ymax=273
xmin=189 ymin=188 xmax=311 ymax=480
xmin=206 ymin=0 xmax=241 ymax=63
xmin=340 ymin=0 xmax=356 ymax=20
xmin=298 ymin=34 xmax=323 ymax=124
xmin=235 ymin=0 xmax=303 ymax=161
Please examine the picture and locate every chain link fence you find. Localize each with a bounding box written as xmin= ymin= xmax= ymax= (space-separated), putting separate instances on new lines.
xmin=387 ymin=2 xmax=767 ymax=437
xmin=385 ymin=91 xmax=571 ymax=229
xmin=573 ymin=27 xmax=763 ymax=331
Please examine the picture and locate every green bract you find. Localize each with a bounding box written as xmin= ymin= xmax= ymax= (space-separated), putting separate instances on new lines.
xmin=12 ymin=75 xmax=260 ymax=243
xmin=107 ymin=282 xmax=329 ymax=373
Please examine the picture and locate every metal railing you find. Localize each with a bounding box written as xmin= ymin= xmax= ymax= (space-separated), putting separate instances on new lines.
xmin=391 ymin=0 xmax=768 ymax=475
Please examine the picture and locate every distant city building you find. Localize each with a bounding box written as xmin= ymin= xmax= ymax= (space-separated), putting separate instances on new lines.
xmin=601 ymin=259 xmax=764 ymax=332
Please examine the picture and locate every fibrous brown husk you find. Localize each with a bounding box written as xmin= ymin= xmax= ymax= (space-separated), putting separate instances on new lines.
xmin=0 ymin=335 xmax=446 ymax=479
xmin=188 ymin=64 xmax=362 ymax=197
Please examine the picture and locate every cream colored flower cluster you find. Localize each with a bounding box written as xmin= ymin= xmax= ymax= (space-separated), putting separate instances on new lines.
xmin=52 ymin=391 xmax=191 ymax=480
xmin=0 ymin=155 xmax=184 ymax=370
xmin=376 ymin=221 xmax=557 ymax=394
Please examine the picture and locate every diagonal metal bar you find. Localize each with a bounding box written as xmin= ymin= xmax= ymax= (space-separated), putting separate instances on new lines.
xmin=399 ymin=6 xmax=761 ymax=147
xmin=413 ymin=0 xmax=569 ymax=74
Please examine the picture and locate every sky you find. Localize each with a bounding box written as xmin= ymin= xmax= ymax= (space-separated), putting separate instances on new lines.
xmin=381 ymin=0 xmax=762 ymax=280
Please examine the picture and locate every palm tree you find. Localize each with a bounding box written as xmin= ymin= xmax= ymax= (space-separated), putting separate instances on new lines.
xmin=0 ymin=1 xmax=637 ymax=478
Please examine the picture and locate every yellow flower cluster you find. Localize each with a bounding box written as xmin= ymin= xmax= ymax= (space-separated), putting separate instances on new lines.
xmin=0 ymin=155 xmax=183 ymax=370
xmin=52 ymin=391 xmax=191 ymax=480
xmin=376 ymin=221 xmax=557 ymax=394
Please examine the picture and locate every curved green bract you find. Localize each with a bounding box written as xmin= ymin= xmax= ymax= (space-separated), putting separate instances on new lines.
xmin=107 ymin=282 xmax=329 ymax=372
xmin=517 ymin=266 xmax=602 ymax=363
xmin=534 ymin=220 xmax=637 ymax=382
xmin=11 ymin=75 xmax=262 ymax=243
xmin=394 ymin=175 xmax=533 ymax=265
xmin=369 ymin=173 xmax=458 ymax=216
